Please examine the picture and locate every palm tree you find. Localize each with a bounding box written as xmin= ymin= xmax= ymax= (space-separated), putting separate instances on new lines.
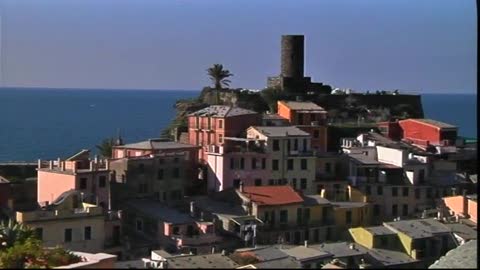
xmin=0 ymin=220 xmax=35 ymax=249
xmin=96 ymin=138 xmax=114 ymax=158
xmin=207 ymin=64 xmax=233 ymax=104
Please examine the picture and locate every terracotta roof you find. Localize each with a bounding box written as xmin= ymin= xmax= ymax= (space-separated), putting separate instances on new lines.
xmin=279 ymin=101 xmax=326 ymax=111
xmin=241 ymin=186 xmax=304 ymax=206
xmin=402 ymin=119 xmax=457 ymax=129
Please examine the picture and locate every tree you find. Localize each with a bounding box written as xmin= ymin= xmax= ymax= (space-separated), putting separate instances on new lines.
xmin=0 ymin=220 xmax=35 ymax=249
xmin=207 ymin=64 xmax=234 ymax=104
xmin=96 ymin=138 xmax=114 ymax=158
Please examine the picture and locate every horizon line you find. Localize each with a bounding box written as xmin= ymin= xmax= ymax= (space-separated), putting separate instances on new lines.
xmin=0 ymin=86 xmax=476 ymax=95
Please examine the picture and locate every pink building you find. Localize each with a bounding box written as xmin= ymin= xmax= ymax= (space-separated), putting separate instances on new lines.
xmin=188 ymin=106 xmax=261 ymax=163
xmin=441 ymin=194 xmax=477 ymax=224
xmin=37 ymin=150 xmax=110 ymax=210
xmin=123 ymin=200 xmax=222 ymax=255
xmin=207 ymin=138 xmax=271 ymax=192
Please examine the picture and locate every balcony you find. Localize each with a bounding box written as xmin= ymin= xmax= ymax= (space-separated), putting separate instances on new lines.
xmin=171 ymin=233 xmax=221 ymax=246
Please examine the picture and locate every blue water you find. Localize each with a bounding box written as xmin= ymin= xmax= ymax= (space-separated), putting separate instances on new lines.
xmin=0 ymin=88 xmax=476 ymax=162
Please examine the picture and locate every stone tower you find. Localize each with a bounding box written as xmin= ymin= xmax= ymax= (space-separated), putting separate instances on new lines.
xmin=268 ymin=34 xmax=329 ymax=94
xmin=281 ymin=35 xmax=304 ymax=79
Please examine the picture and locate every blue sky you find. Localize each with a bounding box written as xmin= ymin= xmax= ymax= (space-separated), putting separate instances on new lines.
xmin=0 ymin=0 xmax=476 ymax=93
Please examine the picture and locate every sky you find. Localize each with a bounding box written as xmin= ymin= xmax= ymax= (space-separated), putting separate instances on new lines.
xmin=0 ymin=0 xmax=476 ymax=93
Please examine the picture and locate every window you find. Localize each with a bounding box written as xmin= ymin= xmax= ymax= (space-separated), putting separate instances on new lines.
xmin=163 ymin=192 xmax=167 ymax=201
xmin=415 ymin=188 xmax=421 ymax=199
xmin=218 ymin=119 xmax=223 ymax=129
xmin=272 ymin=160 xmax=279 ymax=171
xmin=99 ymin=176 xmax=106 ymax=188
xmin=297 ymin=208 xmax=303 ymax=225
xmin=303 ymin=139 xmax=307 ymax=152
xmin=273 ymin=140 xmax=280 ymax=151
xmin=304 ymin=208 xmax=311 ymax=223
xmin=218 ymin=134 xmax=223 ymax=143
xmin=136 ymin=219 xmax=143 ymax=232
xmin=301 ymin=159 xmax=307 ymax=170
xmin=252 ymin=158 xmax=257 ymax=169
xmin=392 ymin=204 xmax=398 ymax=216
xmin=380 ymin=237 xmax=388 ymax=247
xmin=157 ymin=169 xmax=164 ymax=180
xmin=269 ymin=179 xmax=274 ymax=185
xmin=300 ymin=178 xmax=307 ymax=190
xmin=84 ymin=226 xmax=92 ymax=240
xmin=292 ymin=178 xmax=297 ymax=189
xmin=255 ymin=179 xmax=262 ymax=186
xmin=280 ymin=210 xmax=288 ymax=223
xmin=402 ymin=204 xmax=408 ymax=216
xmin=233 ymin=179 xmax=241 ymax=189
xmin=346 ymin=211 xmax=352 ymax=224
xmin=314 ymin=229 xmax=320 ymax=242
xmin=314 ymin=130 xmax=319 ymax=138
xmin=80 ymin=178 xmax=87 ymax=189
xmin=173 ymin=157 xmax=179 ymax=163
xmin=287 ymin=139 xmax=291 ymax=151
xmin=240 ymin=158 xmax=245 ymax=170
xmin=284 ymin=232 xmax=290 ymax=243
xmin=230 ymin=158 xmax=234 ymax=169
xmin=35 ymin=228 xmax=43 ymax=240
xmin=64 ymin=228 xmax=72 ymax=242
xmin=158 ymin=158 xmax=164 ymax=164
xmin=377 ymin=186 xmax=383 ymax=195
xmin=403 ymin=187 xmax=409 ymax=197
xmin=287 ymin=159 xmax=294 ymax=170
xmin=427 ymin=188 xmax=432 ymax=198
xmin=294 ymin=139 xmax=298 ymax=151
xmin=418 ymin=169 xmax=425 ymax=183
xmin=173 ymin=226 xmax=180 ymax=235
xmin=138 ymin=164 xmax=145 ymax=173
xmin=325 ymin=163 xmax=331 ymax=173
xmin=262 ymin=158 xmax=266 ymax=169
xmin=392 ymin=187 xmax=398 ymax=197
xmin=173 ymin=168 xmax=180 ymax=178
xmin=374 ymin=204 xmax=380 ymax=216
xmin=304 ymin=229 xmax=310 ymax=241
xmin=366 ymin=185 xmax=371 ymax=195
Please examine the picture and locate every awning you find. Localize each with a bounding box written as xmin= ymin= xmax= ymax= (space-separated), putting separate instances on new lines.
xmin=231 ymin=216 xmax=264 ymax=225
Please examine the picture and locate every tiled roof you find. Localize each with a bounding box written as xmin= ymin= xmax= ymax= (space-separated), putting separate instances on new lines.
xmin=250 ymin=126 xmax=310 ymax=137
xmin=365 ymin=226 xmax=396 ymax=236
xmin=281 ymin=246 xmax=332 ymax=261
xmin=280 ymin=101 xmax=326 ymax=111
xmin=384 ymin=218 xmax=452 ymax=239
xmin=167 ymin=253 xmax=240 ymax=269
xmin=189 ymin=105 xmax=257 ymax=118
xmin=429 ymin=240 xmax=477 ymax=269
xmin=310 ymin=242 xmax=368 ymax=258
xmin=367 ymin=247 xmax=418 ymax=266
xmin=115 ymin=139 xmax=198 ymax=150
xmin=66 ymin=149 xmax=90 ymax=161
xmin=241 ymin=186 xmax=304 ymax=206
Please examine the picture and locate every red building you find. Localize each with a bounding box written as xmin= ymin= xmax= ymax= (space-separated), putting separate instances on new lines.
xmin=277 ymin=100 xmax=328 ymax=152
xmin=398 ymin=119 xmax=458 ymax=146
xmin=378 ymin=119 xmax=458 ymax=148
xmin=188 ymin=105 xmax=261 ymax=163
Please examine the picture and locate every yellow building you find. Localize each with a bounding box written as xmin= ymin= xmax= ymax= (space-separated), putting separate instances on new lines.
xmin=349 ymin=218 xmax=458 ymax=267
xmin=16 ymin=190 xmax=106 ymax=253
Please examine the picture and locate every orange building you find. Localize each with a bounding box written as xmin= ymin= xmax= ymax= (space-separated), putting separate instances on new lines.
xmin=441 ymin=194 xmax=477 ymax=224
xmin=277 ymin=101 xmax=328 ymax=152
xmin=188 ymin=105 xmax=261 ymax=163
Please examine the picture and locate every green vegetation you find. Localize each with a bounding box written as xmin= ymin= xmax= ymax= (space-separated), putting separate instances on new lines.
xmin=96 ymin=138 xmax=114 ymax=158
xmin=0 ymin=220 xmax=82 ymax=268
xmin=207 ymin=64 xmax=234 ymax=105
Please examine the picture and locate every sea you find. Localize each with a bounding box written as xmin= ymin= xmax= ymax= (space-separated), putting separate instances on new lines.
xmin=0 ymin=88 xmax=477 ymax=162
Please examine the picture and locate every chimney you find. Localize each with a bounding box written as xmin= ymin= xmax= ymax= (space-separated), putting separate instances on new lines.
xmin=57 ymin=157 xmax=61 ymax=167
xmin=239 ymin=181 xmax=244 ymax=193
xmin=37 ymin=159 xmax=42 ymax=169
xmin=49 ymin=160 xmax=53 ymax=169
xmin=349 ymin=243 xmax=355 ymax=250
xmin=94 ymin=155 xmax=99 ymax=163
xmin=221 ymin=250 xmax=226 ymax=256
xmin=190 ymin=201 xmax=196 ymax=217
xmin=451 ymin=187 xmax=456 ymax=196
xmin=90 ymin=161 xmax=94 ymax=171
xmin=304 ymin=240 xmax=308 ymax=248
xmin=211 ymin=246 xmax=216 ymax=254
xmin=61 ymin=161 xmax=65 ymax=171
xmin=200 ymin=211 xmax=204 ymax=221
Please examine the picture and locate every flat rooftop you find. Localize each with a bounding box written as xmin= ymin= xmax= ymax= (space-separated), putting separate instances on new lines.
xmin=250 ymin=126 xmax=310 ymax=137
xmin=166 ymin=253 xmax=240 ymax=269
xmin=365 ymin=226 xmax=396 ymax=236
xmin=384 ymin=218 xmax=452 ymax=239
xmin=189 ymin=105 xmax=257 ymax=118
xmin=115 ymin=139 xmax=198 ymax=150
